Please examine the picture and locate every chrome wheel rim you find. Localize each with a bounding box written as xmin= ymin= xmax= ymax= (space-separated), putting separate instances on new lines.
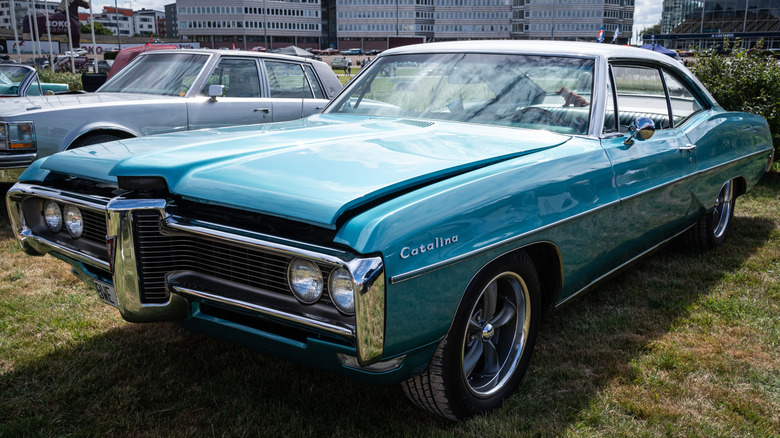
xmin=712 ymin=181 xmax=734 ymax=239
xmin=461 ymin=271 xmax=531 ymax=398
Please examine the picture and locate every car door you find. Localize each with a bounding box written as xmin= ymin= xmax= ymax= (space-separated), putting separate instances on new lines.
xmin=263 ymin=60 xmax=331 ymax=122
xmin=187 ymin=56 xmax=273 ymax=130
xmin=599 ymin=63 xmax=706 ymax=271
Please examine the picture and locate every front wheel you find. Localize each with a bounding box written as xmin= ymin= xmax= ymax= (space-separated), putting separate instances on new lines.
xmin=401 ymin=252 xmax=541 ymax=420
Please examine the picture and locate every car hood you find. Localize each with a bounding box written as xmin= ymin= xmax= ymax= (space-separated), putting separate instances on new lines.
xmin=34 ymin=115 xmax=571 ymax=229
xmin=0 ymin=92 xmax=178 ymax=117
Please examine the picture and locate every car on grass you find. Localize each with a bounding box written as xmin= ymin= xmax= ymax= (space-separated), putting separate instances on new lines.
xmin=331 ymin=56 xmax=352 ymax=70
xmin=6 ymin=41 xmax=774 ymax=420
xmin=0 ymin=48 xmax=342 ymax=182
xmin=0 ymin=64 xmax=68 ymax=98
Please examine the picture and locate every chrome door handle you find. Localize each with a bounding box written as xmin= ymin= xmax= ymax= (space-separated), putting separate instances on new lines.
xmin=254 ymin=108 xmax=270 ymax=114
xmin=679 ymin=143 xmax=697 ymax=151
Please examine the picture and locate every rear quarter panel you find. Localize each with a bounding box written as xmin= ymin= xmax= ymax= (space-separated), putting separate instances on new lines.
xmin=683 ymin=110 xmax=774 ymax=208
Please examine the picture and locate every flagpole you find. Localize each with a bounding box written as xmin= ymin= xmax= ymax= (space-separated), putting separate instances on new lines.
xmin=43 ymin=0 xmax=53 ymax=70
xmin=30 ymin=0 xmax=41 ymax=61
xmin=65 ymin=0 xmax=75 ymax=73
xmin=26 ymin=1 xmax=36 ymax=60
xmin=90 ymin=0 xmax=97 ymax=73
xmin=10 ymin=0 xmax=22 ymax=63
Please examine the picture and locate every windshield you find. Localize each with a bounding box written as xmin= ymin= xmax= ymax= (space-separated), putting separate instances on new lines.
xmin=99 ymin=52 xmax=209 ymax=96
xmin=0 ymin=66 xmax=32 ymax=96
xmin=327 ymin=53 xmax=595 ymax=135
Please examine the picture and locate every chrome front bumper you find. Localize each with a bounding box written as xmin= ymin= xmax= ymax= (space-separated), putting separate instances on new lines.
xmin=6 ymin=183 xmax=386 ymax=366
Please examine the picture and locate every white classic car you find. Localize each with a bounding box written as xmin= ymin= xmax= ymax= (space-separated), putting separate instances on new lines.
xmin=0 ymin=49 xmax=342 ymax=182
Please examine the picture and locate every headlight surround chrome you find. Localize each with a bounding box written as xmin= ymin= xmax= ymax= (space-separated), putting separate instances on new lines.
xmin=0 ymin=121 xmax=36 ymax=150
xmin=287 ymin=257 xmax=323 ymax=304
xmin=329 ymin=267 xmax=356 ymax=315
xmin=43 ymin=200 xmax=62 ymax=233
xmin=62 ymin=204 xmax=84 ymax=239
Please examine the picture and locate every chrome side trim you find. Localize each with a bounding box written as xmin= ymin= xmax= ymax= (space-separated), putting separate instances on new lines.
xmin=616 ymin=148 xmax=771 ymax=205
xmin=170 ymin=284 xmax=356 ymax=340
xmin=390 ymin=200 xmax=616 ymax=284
xmin=390 ymin=147 xmax=771 ymax=284
xmin=555 ymin=225 xmax=694 ymax=308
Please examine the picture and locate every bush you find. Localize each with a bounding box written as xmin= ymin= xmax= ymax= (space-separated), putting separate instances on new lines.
xmin=690 ymin=38 xmax=780 ymax=162
xmin=36 ymin=69 xmax=83 ymax=91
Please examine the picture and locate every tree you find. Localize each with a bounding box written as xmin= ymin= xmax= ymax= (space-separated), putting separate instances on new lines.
xmin=81 ymin=21 xmax=113 ymax=36
xmin=691 ymin=38 xmax=780 ymax=159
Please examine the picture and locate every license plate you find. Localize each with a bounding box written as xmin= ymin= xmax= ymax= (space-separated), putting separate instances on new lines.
xmin=93 ymin=279 xmax=119 ymax=308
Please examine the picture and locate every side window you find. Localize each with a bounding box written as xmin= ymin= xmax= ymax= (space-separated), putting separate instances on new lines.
xmin=265 ymin=61 xmax=313 ymax=99
xmin=27 ymin=78 xmax=43 ymax=96
xmin=662 ymin=70 xmax=705 ymax=125
xmin=611 ymin=65 xmax=670 ymax=131
xmin=303 ymin=65 xmax=326 ymax=99
xmin=203 ymin=58 xmax=261 ymax=98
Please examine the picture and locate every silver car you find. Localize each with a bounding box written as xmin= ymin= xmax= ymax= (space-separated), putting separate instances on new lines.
xmin=0 ymin=49 xmax=342 ymax=182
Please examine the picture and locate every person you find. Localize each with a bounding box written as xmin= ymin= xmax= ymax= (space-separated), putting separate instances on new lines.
xmin=347 ymin=60 xmax=352 ymax=75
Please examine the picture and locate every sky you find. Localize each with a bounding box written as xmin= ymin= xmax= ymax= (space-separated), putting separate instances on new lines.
xmin=88 ymin=0 xmax=664 ymax=43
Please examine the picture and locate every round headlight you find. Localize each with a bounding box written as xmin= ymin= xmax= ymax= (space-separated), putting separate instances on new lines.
xmin=63 ymin=205 xmax=84 ymax=239
xmin=43 ymin=200 xmax=62 ymax=233
xmin=288 ymin=258 xmax=323 ymax=304
xmin=329 ymin=268 xmax=355 ymax=315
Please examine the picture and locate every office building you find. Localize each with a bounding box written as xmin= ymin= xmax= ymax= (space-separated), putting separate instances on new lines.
xmin=657 ymin=0 xmax=780 ymax=50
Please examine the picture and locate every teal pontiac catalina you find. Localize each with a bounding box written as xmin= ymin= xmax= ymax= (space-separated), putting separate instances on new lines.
xmin=6 ymin=41 xmax=775 ymax=420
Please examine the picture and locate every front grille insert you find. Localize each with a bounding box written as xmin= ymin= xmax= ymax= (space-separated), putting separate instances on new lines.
xmin=81 ymin=208 xmax=108 ymax=245
xmin=133 ymin=212 xmax=334 ymax=305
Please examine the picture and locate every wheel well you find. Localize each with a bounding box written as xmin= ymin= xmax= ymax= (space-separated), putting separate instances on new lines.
xmin=477 ymin=243 xmax=562 ymax=315
xmin=68 ymin=129 xmax=135 ymax=150
xmin=521 ymin=243 xmax=562 ymax=314
xmin=733 ymin=176 xmax=748 ymax=198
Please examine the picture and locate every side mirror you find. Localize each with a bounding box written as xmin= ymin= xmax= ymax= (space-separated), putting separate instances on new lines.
xmin=624 ymin=116 xmax=656 ymax=145
xmin=208 ymin=84 xmax=225 ymax=102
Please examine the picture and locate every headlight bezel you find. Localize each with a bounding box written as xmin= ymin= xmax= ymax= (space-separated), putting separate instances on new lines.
xmin=0 ymin=121 xmax=36 ymax=151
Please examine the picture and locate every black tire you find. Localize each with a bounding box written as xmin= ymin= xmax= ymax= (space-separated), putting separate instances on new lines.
xmin=683 ymin=180 xmax=736 ymax=251
xmin=401 ymin=252 xmax=541 ymax=420
xmin=69 ymin=133 xmax=124 ymax=149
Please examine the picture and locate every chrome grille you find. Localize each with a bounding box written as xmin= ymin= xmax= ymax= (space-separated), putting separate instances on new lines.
xmin=81 ymin=208 xmax=107 ymax=244
xmin=133 ymin=212 xmax=333 ymax=304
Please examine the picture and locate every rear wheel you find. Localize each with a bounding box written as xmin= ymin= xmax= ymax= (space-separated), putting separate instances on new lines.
xmin=683 ymin=180 xmax=736 ymax=251
xmin=70 ymin=133 xmax=124 ymax=149
xmin=401 ymin=252 xmax=541 ymax=420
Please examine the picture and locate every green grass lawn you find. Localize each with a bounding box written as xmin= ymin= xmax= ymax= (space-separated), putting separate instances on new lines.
xmin=0 ymin=173 xmax=778 ymax=437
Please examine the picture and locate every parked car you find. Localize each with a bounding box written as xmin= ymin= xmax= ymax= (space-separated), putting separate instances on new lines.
xmin=331 ymin=56 xmax=352 ymax=70
xmin=0 ymin=64 xmax=68 ymax=98
xmin=86 ymin=59 xmax=114 ymax=74
xmin=0 ymin=48 xmax=342 ymax=181
xmin=6 ymin=41 xmax=774 ymax=420
xmin=340 ymin=48 xmax=363 ymax=55
xmin=320 ymin=48 xmax=339 ymax=55
xmin=53 ymin=55 xmax=89 ymax=72
xmin=106 ymin=44 xmax=178 ymax=79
